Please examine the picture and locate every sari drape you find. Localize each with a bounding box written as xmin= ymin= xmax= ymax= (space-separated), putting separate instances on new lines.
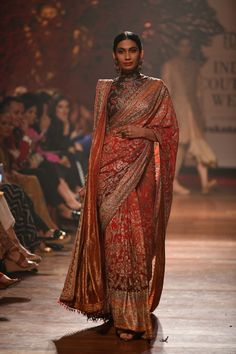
xmin=59 ymin=77 xmax=178 ymax=338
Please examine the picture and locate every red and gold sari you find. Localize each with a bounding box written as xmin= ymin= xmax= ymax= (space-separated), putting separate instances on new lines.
xmin=59 ymin=73 xmax=178 ymax=339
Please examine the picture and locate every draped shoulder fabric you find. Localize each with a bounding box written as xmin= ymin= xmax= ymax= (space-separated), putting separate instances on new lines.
xmin=59 ymin=79 xmax=113 ymax=314
xmin=59 ymin=76 xmax=178 ymax=338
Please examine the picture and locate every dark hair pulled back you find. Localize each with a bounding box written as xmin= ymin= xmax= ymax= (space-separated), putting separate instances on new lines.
xmin=113 ymin=31 xmax=142 ymax=53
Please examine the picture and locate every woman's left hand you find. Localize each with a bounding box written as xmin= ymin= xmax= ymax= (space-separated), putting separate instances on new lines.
xmin=117 ymin=126 xmax=145 ymax=139
xmin=60 ymin=156 xmax=71 ymax=168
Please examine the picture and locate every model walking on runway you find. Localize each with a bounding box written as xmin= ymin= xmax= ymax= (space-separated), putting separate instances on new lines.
xmin=60 ymin=31 xmax=178 ymax=341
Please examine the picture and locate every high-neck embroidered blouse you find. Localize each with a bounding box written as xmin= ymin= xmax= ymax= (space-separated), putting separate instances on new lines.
xmin=107 ymin=70 xmax=148 ymax=119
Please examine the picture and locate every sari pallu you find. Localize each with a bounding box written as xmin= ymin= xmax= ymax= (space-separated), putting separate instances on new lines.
xmin=59 ymin=77 xmax=178 ymax=338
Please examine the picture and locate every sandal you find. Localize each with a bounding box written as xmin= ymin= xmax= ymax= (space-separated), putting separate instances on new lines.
xmin=0 ymin=273 xmax=21 ymax=289
xmin=4 ymin=259 xmax=38 ymax=273
xmin=25 ymin=253 xmax=42 ymax=264
xmin=5 ymin=247 xmax=38 ymax=273
xmin=38 ymin=229 xmax=71 ymax=245
xmin=58 ymin=207 xmax=81 ymax=222
xmin=34 ymin=242 xmax=55 ymax=256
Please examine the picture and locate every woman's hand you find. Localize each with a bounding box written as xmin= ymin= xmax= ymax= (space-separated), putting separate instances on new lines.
xmin=74 ymin=142 xmax=83 ymax=152
xmin=68 ymin=146 xmax=75 ymax=154
xmin=78 ymin=186 xmax=86 ymax=201
xmin=117 ymin=126 xmax=144 ymax=139
xmin=29 ymin=153 xmax=44 ymax=168
xmin=60 ymin=156 xmax=71 ymax=168
xmin=63 ymin=121 xmax=70 ymax=136
xmin=117 ymin=126 xmax=156 ymax=141
xmin=8 ymin=149 xmax=20 ymax=159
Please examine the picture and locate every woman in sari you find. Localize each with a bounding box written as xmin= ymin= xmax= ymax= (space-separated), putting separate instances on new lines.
xmin=60 ymin=31 xmax=178 ymax=341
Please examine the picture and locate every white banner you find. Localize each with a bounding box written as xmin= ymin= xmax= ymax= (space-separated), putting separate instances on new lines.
xmin=201 ymin=0 xmax=236 ymax=167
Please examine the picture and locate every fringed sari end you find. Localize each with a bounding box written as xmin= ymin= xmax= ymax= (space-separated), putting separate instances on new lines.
xmin=57 ymin=298 xmax=112 ymax=322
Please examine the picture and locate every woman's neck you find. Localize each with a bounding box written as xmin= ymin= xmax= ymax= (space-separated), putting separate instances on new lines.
xmin=119 ymin=68 xmax=141 ymax=80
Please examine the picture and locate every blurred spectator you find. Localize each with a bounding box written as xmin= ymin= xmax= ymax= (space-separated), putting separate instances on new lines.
xmin=46 ymin=95 xmax=86 ymax=186
xmin=3 ymin=96 xmax=25 ymax=130
xmin=70 ymin=103 xmax=92 ymax=174
xmin=161 ymin=37 xmax=217 ymax=195
xmin=13 ymin=86 xmax=28 ymax=96
xmin=46 ymin=95 xmax=72 ymax=153
xmin=35 ymin=91 xmax=52 ymax=135
xmin=0 ymin=96 xmax=81 ymax=219
xmin=0 ymin=85 xmax=94 ymax=291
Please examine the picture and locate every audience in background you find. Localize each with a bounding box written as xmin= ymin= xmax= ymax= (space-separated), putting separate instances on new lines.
xmin=0 ymin=88 xmax=93 ymax=288
xmin=1 ymin=96 xmax=83 ymax=220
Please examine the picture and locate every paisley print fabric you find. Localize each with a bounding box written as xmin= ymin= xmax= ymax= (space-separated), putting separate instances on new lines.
xmin=59 ymin=71 xmax=179 ymax=339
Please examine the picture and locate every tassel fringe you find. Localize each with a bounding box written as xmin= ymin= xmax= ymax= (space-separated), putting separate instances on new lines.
xmin=57 ymin=299 xmax=112 ymax=322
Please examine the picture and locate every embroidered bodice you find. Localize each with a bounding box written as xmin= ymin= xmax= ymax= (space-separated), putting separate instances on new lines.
xmin=107 ymin=70 xmax=148 ymax=119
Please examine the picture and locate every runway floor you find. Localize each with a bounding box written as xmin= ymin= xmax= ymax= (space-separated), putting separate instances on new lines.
xmin=0 ymin=188 xmax=236 ymax=354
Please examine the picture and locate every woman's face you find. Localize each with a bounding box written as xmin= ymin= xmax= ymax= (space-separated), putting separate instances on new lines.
xmin=25 ymin=106 xmax=37 ymax=126
xmin=55 ymin=99 xmax=70 ymax=122
xmin=8 ymin=101 xmax=24 ymax=128
xmin=113 ymin=39 xmax=143 ymax=73
xmin=0 ymin=113 xmax=13 ymax=138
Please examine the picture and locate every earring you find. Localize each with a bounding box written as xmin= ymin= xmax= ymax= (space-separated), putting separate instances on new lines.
xmin=138 ymin=59 xmax=143 ymax=72
xmin=114 ymin=59 xmax=121 ymax=74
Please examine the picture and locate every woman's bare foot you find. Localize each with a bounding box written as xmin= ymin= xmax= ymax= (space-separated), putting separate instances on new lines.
xmin=17 ymin=245 xmax=42 ymax=263
xmin=57 ymin=204 xmax=73 ymax=220
xmin=66 ymin=199 xmax=81 ymax=210
xmin=173 ymin=179 xmax=190 ymax=195
xmin=5 ymin=247 xmax=39 ymax=272
xmin=38 ymin=229 xmax=54 ymax=238
xmin=34 ymin=242 xmax=54 ymax=256
xmin=202 ymin=179 xmax=218 ymax=195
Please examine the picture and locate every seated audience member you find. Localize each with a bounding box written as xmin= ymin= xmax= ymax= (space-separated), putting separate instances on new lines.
xmin=0 ymin=97 xmax=50 ymax=215
xmin=0 ymin=97 xmax=81 ymax=220
xmin=46 ymin=95 xmax=85 ymax=187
